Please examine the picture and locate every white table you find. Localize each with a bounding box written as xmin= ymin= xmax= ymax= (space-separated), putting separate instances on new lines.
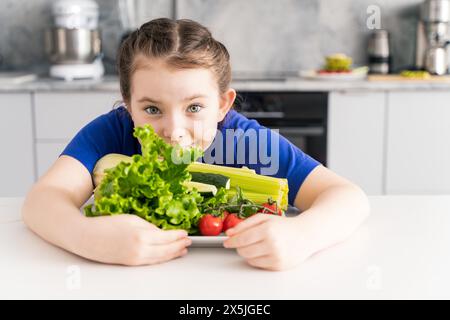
xmin=1 ymin=196 xmax=450 ymax=300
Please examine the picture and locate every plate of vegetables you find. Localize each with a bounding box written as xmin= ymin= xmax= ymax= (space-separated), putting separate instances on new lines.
xmin=84 ymin=124 xmax=288 ymax=247
xmin=300 ymin=53 xmax=368 ymax=81
xmin=190 ymin=187 xmax=284 ymax=247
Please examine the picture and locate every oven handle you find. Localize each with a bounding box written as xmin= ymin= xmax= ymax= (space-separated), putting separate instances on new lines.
xmin=240 ymin=111 xmax=285 ymax=118
xmin=277 ymin=126 xmax=324 ymax=136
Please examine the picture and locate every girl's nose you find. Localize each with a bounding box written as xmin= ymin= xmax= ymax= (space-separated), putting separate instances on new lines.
xmin=162 ymin=115 xmax=188 ymax=144
xmin=169 ymin=129 xmax=186 ymax=143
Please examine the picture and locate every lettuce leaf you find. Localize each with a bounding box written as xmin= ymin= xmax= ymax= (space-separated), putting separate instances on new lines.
xmin=84 ymin=124 xmax=215 ymax=234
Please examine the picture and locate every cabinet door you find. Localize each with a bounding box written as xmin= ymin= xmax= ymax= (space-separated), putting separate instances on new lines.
xmin=36 ymin=142 xmax=68 ymax=178
xmin=386 ymin=91 xmax=450 ymax=194
xmin=0 ymin=94 xmax=34 ymax=196
xmin=34 ymin=92 xmax=121 ymax=178
xmin=34 ymin=92 xmax=121 ymax=140
xmin=328 ymin=91 xmax=386 ymax=195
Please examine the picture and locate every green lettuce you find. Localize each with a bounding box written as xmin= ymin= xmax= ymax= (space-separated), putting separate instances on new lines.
xmin=84 ymin=124 xmax=220 ymax=234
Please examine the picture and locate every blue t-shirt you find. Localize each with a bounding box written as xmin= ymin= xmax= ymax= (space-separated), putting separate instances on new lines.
xmin=60 ymin=106 xmax=321 ymax=206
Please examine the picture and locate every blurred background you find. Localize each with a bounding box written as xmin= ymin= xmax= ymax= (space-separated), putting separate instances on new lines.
xmin=1 ymin=0 xmax=450 ymax=199
xmin=0 ymin=0 xmax=422 ymax=75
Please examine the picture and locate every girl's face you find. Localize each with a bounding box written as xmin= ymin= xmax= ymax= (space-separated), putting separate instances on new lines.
xmin=128 ymin=57 xmax=236 ymax=151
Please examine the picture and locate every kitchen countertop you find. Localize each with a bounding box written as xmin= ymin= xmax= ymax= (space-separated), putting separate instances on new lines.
xmin=1 ymin=195 xmax=450 ymax=299
xmin=2 ymin=75 xmax=450 ymax=93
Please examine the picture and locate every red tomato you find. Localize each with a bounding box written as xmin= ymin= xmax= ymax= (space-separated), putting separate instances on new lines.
xmin=222 ymin=213 xmax=244 ymax=232
xmin=199 ymin=214 xmax=223 ymax=236
xmin=259 ymin=202 xmax=283 ymax=216
xmin=222 ymin=210 xmax=230 ymax=220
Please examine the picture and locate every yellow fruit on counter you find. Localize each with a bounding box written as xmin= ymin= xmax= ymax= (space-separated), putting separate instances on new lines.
xmin=400 ymin=70 xmax=431 ymax=79
xmin=324 ymin=53 xmax=353 ymax=72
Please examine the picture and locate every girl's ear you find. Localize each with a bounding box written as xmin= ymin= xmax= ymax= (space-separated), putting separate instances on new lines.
xmin=218 ymin=88 xmax=236 ymax=121
xmin=124 ymin=101 xmax=131 ymax=114
xmin=124 ymin=102 xmax=133 ymax=120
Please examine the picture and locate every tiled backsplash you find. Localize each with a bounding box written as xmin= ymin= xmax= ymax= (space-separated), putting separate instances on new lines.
xmin=0 ymin=0 xmax=423 ymax=75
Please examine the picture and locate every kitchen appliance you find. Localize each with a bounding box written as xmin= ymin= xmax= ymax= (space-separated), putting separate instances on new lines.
xmin=415 ymin=0 xmax=450 ymax=74
xmin=45 ymin=0 xmax=104 ymax=81
xmin=368 ymin=29 xmax=391 ymax=74
xmin=234 ymin=92 xmax=328 ymax=166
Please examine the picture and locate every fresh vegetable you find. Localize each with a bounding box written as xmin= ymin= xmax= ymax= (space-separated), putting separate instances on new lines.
xmin=187 ymin=162 xmax=289 ymax=210
xmin=222 ymin=210 xmax=230 ymax=220
xmin=323 ymin=53 xmax=352 ymax=72
xmin=198 ymin=187 xmax=285 ymax=235
xmin=198 ymin=214 xmax=223 ymax=236
xmin=93 ymin=154 xmax=289 ymax=211
xmin=184 ymin=181 xmax=217 ymax=196
xmin=87 ymin=127 xmax=287 ymax=236
xmin=222 ymin=213 xmax=244 ymax=232
xmin=258 ymin=199 xmax=283 ymax=216
xmin=84 ymin=124 xmax=208 ymax=234
xmin=92 ymin=153 xmax=132 ymax=187
xmin=200 ymin=187 xmax=283 ymax=220
xmin=190 ymin=172 xmax=230 ymax=189
xmin=400 ymin=70 xmax=431 ymax=79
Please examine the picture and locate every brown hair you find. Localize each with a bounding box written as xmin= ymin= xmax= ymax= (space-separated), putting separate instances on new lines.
xmin=117 ymin=18 xmax=232 ymax=104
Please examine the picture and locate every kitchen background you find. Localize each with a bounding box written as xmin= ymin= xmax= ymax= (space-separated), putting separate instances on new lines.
xmin=0 ymin=0 xmax=422 ymax=75
xmin=1 ymin=0 xmax=450 ymax=199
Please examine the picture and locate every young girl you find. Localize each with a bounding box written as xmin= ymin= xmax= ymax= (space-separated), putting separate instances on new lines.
xmin=22 ymin=18 xmax=369 ymax=271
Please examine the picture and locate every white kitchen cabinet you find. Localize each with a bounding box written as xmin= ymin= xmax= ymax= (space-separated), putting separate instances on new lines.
xmin=328 ymin=91 xmax=386 ymax=195
xmin=0 ymin=93 xmax=35 ymax=196
xmin=33 ymin=92 xmax=121 ymax=177
xmin=36 ymin=142 xmax=68 ymax=178
xmin=34 ymin=92 xmax=121 ymax=140
xmin=386 ymin=91 xmax=450 ymax=194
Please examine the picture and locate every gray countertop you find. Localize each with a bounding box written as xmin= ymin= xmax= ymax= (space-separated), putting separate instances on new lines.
xmin=2 ymin=75 xmax=450 ymax=93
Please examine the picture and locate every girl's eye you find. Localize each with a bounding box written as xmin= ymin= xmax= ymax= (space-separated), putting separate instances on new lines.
xmin=145 ymin=106 xmax=161 ymax=115
xmin=187 ymin=104 xmax=203 ymax=113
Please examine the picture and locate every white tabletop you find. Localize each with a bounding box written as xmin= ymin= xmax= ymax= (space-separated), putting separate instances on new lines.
xmin=1 ymin=196 xmax=450 ymax=299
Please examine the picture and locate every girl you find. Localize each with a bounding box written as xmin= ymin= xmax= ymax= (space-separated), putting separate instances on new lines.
xmin=22 ymin=18 xmax=369 ymax=271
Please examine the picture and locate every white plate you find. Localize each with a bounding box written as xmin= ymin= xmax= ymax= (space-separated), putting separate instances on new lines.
xmin=189 ymin=235 xmax=228 ymax=248
xmin=299 ymin=66 xmax=368 ymax=81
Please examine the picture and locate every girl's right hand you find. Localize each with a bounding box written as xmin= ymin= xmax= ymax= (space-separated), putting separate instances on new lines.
xmin=81 ymin=214 xmax=192 ymax=266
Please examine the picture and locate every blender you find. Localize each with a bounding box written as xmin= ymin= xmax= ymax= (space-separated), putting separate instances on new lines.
xmin=415 ymin=0 xmax=450 ymax=75
xmin=45 ymin=0 xmax=104 ymax=81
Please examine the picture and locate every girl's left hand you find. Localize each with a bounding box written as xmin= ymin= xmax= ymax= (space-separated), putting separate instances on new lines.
xmin=223 ymin=213 xmax=313 ymax=271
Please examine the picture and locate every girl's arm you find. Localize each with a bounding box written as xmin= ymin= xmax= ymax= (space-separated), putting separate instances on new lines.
xmin=224 ymin=165 xmax=370 ymax=271
xmin=22 ymin=156 xmax=191 ymax=266
xmin=22 ymin=156 xmax=95 ymax=257
xmin=293 ymin=164 xmax=370 ymax=250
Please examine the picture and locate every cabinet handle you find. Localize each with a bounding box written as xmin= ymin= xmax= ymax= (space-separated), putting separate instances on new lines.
xmin=278 ymin=127 xmax=324 ymax=136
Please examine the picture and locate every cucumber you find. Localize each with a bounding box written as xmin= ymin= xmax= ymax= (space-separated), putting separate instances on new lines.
xmin=185 ymin=181 xmax=217 ymax=196
xmin=190 ymin=172 xmax=231 ymax=189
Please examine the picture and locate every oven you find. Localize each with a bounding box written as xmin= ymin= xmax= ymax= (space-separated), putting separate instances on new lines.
xmin=234 ymin=91 xmax=328 ymax=166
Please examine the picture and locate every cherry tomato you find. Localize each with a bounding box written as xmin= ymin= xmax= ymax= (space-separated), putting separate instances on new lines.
xmin=222 ymin=210 xmax=230 ymax=220
xmin=259 ymin=202 xmax=283 ymax=216
xmin=199 ymin=214 xmax=223 ymax=236
xmin=222 ymin=213 xmax=244 ymax=232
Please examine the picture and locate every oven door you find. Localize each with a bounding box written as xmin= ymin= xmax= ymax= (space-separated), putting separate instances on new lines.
xmin=236 ymin=92 xmax=328 ymax=166
xmin=277 ymin=126 xmax=326 ymax=165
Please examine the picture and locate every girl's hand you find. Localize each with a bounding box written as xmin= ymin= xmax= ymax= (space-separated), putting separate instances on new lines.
xmin=82 ymin=214 xmax=192 ymax=266
xmin=223 ymin=214 xmax=313 ymax=271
